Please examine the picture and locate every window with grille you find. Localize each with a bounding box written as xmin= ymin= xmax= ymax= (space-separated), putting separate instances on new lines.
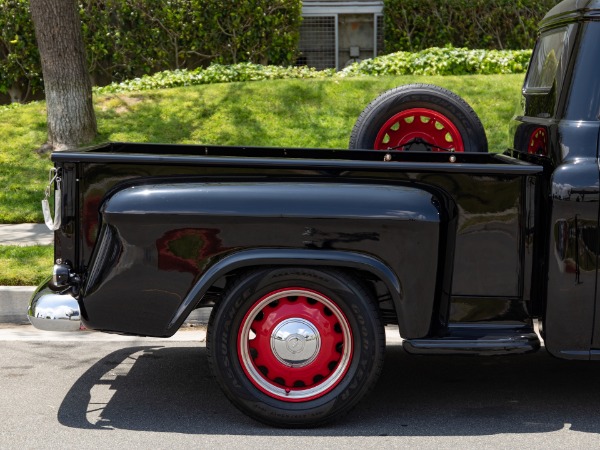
xmin=376 ymin=14 xmax=384 ymax=56
xmin=297 ymin=16 xmax=336 ymax=70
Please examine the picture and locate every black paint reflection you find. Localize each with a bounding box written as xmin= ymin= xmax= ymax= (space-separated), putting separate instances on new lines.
xmin=157 ymin=228 xmax=229 ymax=276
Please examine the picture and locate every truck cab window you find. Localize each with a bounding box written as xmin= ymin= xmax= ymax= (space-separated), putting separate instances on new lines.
xmin=525 ymin=25 xmax=573 ymax=94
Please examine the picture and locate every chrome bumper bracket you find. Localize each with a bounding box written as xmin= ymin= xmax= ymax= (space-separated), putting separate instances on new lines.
xmin=28 ymin=278 xmax=81 ymax=332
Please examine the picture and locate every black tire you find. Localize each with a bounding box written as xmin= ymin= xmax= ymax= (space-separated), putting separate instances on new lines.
xmin=207 ymin=267 xmax=385 ymax=427
xmin=349 ymin=83 xmax=488 ymax=153
xmin=513 ymin=123 xmax=549 ymax=156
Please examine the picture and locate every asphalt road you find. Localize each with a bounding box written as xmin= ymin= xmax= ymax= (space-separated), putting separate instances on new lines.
xmin=1 ymin=327 xmax=600 ymax=449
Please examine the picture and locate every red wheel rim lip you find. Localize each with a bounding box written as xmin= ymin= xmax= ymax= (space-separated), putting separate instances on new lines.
xmin=374 ymin=107 xmax=465 ymax=152
xmin=237 ymin=287 xmax=353 ymax=403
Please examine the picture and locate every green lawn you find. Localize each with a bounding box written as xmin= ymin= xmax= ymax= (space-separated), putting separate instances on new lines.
xmin=96 ymin=74 xmax=523 ymax=150
xmin=0 ymin=245 xmax=53 ymax=286
xmin=0 ymin=74 xmax=525 ymax=284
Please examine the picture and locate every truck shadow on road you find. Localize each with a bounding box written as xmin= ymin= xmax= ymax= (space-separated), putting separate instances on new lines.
xmin=57 ymin=344 xmax=600 ymax=435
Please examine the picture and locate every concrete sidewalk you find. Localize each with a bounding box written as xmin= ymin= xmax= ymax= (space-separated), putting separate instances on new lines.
xmin=0 ymin=287 xmax=35 ymax=324
xmin=0 ymin=223 xmax=53 ymax=246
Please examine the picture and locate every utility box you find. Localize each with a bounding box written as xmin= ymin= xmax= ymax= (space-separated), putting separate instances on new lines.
xmin=298 ymin=1 xmax=384 ymax=70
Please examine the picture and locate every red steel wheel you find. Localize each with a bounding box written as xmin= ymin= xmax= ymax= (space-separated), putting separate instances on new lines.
xmin=374 ymin=107 xmax=464 ymax=152
xmin=237 ymin=288 xmax=353 ymax=402
xmin=528 ymin=127 xmax=548 ymax=156
xmin=207 ymin=267 xmax=385 ymax=427
xmin=350 ymin=83 xmax=488 ymax=153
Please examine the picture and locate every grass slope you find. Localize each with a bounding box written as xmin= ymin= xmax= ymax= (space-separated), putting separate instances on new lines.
xmin=0 ymin=245 xmax=53 ymax=286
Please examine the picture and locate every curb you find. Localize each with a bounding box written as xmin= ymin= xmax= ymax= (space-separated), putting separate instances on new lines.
xmin=0 ymin=286 xmax=34 ymax=324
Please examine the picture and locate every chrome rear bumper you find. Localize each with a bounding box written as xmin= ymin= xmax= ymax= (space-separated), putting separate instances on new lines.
xmin=28 ymin=279 xmax=81 ymax=332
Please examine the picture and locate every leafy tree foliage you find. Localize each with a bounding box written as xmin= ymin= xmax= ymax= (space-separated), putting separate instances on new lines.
xmin=0 ymin=0 xmax=42 ymax=102
xmin=0 ymin=0 xmax=301 ymax=102
xmin=383 ymin=0 xmax=560 ymax=52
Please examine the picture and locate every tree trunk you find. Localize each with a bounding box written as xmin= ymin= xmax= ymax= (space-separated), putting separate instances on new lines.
xmin=30 ymin=0 xmax=97 ymax=151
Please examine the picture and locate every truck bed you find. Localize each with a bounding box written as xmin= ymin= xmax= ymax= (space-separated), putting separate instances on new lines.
xmin=51 ymin=143 xmax=544 ymax=339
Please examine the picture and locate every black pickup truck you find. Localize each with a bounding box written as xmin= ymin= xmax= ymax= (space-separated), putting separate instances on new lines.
xmin=28 ymin=0 xmax=600 ymax=427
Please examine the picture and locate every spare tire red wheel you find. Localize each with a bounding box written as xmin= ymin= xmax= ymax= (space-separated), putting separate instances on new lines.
xmin=349 ymin=84 xmax=488 ymax=153
xmin=206 ymin=267 xmax=385 ymax=428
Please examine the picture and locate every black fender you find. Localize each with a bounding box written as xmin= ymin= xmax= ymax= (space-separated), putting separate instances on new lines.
xmin=82 ymin=181 xmax=444 ymax=337
xmin=165 ymin=248 xmax=403 ymax=334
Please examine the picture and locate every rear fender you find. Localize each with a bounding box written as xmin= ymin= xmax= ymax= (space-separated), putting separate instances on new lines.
xmin=82 ymin=181 xmax=446 ymax=337
xmin=165 ymin=249 xmax=403 ymax=333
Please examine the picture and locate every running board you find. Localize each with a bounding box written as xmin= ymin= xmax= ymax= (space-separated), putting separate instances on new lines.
xmin=403 ymin=327 xmax=541 ymax=356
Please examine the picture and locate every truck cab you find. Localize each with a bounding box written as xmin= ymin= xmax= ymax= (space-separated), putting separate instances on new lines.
xmin=510 ymin=0 xmax=600 ymax=359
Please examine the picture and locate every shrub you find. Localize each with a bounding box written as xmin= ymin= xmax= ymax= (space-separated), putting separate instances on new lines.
xmin=80 ymin=0 xmax=301 ymax=82
xmin=0 ymin=0 xmax=42 ymax=102
xmin=0 ymin=0 xmax=302 ymax=102
xmin=92 ymin=48 xmax=530 ymax=96
xmin=95 ymin=63 xmax=336 ymax=94
xmin=339 ymin=47 xmax=532 ymax=77
xmin=383 ymin=0 xmax=560 ymax=52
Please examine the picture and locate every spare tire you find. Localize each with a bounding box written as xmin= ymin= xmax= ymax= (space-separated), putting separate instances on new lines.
xmin=349 ymin=84 xmax=488 ymax=152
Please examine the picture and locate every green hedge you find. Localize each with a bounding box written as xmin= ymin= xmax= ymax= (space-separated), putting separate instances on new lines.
xmin=1 ymin=0 xmax=552 ymax=104
xmin=90 ymin=48 xmax=530 ymax=97
xmin=384 ymin=0 xmax=560 ymax=52
xmin=0 ymin=0 xmax=301 ymax=102
xmin=339 ymin=47 xmax=532 ymax=77
xmin=0 ymin=0 xmax=42 ymax=103
xmin=95 ymin=63 xmax=336 ymax=95
xmin=80 ymin=0 xmax=301 ymax=84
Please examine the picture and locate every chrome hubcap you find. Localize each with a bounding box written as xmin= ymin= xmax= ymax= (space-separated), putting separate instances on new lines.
xmin=271 ymin=318 xmax=321 ymax=367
